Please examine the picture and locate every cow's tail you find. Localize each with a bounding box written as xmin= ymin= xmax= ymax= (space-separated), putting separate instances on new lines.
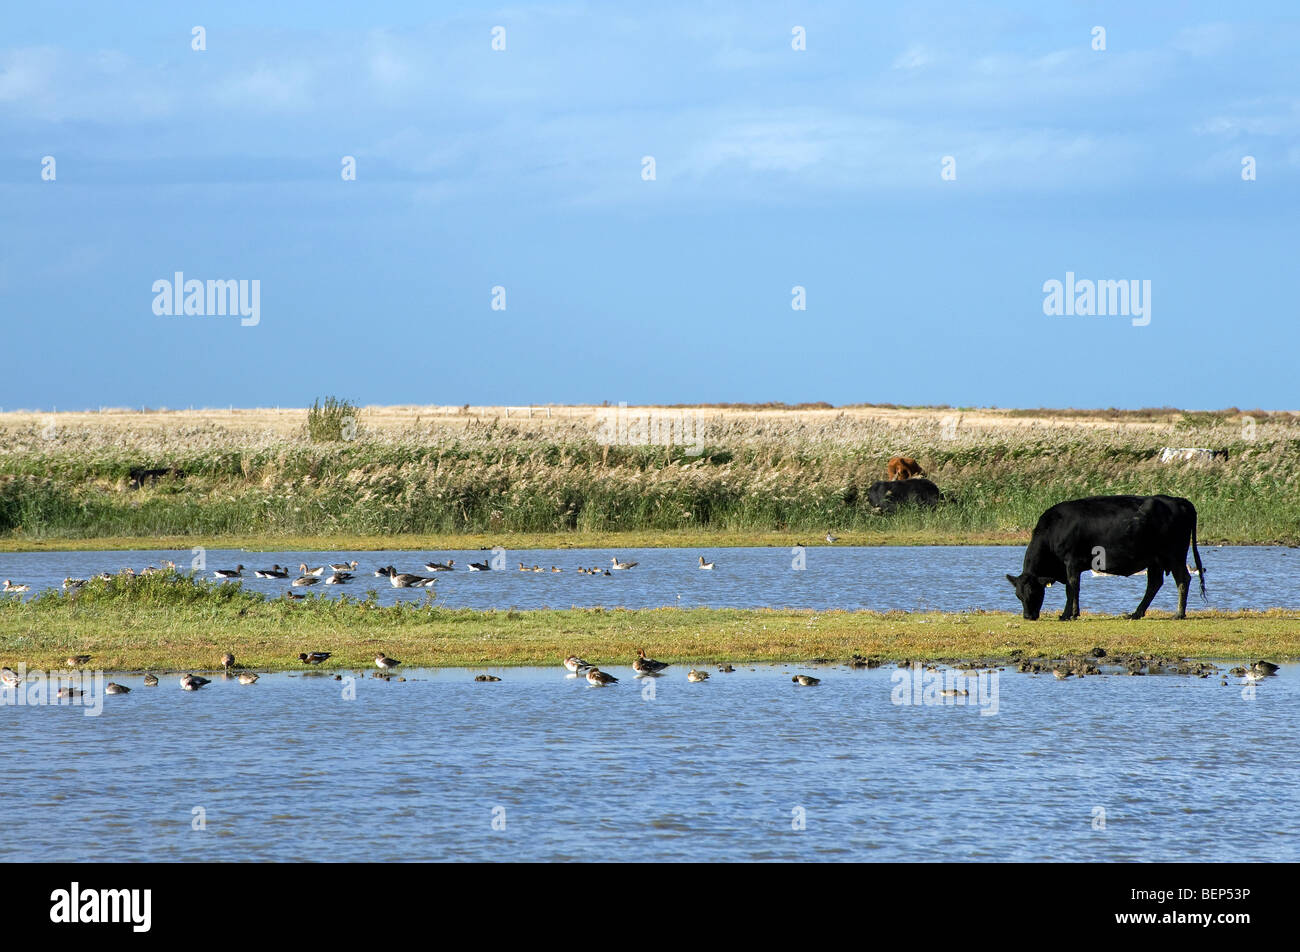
xmin=1190 ymin=508 xmax=1208 ymax=603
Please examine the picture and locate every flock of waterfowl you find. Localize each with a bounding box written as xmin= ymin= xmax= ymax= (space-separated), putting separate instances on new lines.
xmin=561 ymin=650 xmax=820 ymax=687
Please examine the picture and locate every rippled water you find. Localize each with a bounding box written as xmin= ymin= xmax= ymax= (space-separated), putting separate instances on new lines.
xmin=2 ymin=664 xmax=1295 ymax=862
xmin=1 ymin=545 xmax=1294 ymax=613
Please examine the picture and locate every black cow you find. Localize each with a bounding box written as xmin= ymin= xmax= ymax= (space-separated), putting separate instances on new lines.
xmin=1006 ymin=494 xmax=1207 ymax=621
xmin=868 ymin=478 xmax=941 ymax=513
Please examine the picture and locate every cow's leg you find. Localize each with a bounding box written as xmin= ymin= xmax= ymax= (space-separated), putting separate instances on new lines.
xmin=1060 ymin=569 xmax=1082 ymax=620
xmin=1126 ymin=570 xmax=1164 ymax=619
xmin=1171 ymin=563 xmax=1191 ymax=619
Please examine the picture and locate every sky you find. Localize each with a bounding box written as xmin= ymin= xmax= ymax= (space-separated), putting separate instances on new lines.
xmin=1 ymin=1 xmax=1298 ymax=410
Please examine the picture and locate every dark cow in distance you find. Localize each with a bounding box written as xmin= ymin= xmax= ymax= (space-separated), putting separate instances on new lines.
xmin=887 ymin=456 xmax=925 ymax=481
xmin=868 ymin=478 xmax=941 ymax=513
xmin=1006 ymin=495 xmax=1207 ymax=621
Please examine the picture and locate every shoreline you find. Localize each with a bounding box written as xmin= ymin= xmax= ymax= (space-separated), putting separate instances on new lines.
xmin=0 ymin=529 xmax=1290 ymax=553
xmin=3 ymin=603 xmax=1295 ymax=671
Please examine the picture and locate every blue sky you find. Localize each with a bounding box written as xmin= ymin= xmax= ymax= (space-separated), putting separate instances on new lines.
xmin=2 ymin=1 xmax=1297 ymax=410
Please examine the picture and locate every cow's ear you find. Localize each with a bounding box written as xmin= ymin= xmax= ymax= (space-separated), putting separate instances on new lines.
xmin=1005 ymin=573 xmax=1018 ymax=587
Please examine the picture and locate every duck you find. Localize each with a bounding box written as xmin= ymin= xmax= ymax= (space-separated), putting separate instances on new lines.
xmin=291 ymin=575 xmax=319 ymax=587
xmin=284 ymin=591 xmax=306 ymax=600
xmin=63 ymin=577 xmax=88 ymax=590
xmin=325 ymin=571 xmax=352 ymax=584
xmin=687 ymin=669 xmax=710 ymax=682
xmin=1 ymin=666 xmax=21 ymax=687
xmin=939 ymin=688 xmax=969 ymax=697
xmin=577 ymin=567 xmax=588 ymax=575
xmin=254 ymin=565 xmax=290 ymax=579
xmin=468 ymin=560 xmax=491 ymax=571
xmin=329 ymin=560 xmax=359 ymax=572
xmin=633 ymin=648 xmax=669 ymax=675
xmin=105 ymin=682 xmax=131 ymax=695
xmin=563 ymin=655 xmax=593 ymax=673
xmin=180 ymin=673 xmax=211 ymax=691
xmin=375 ymin=652 xmax=401 ymax=671
xmin=718 ymin=664 xmax=736 ymax=673
xmin=792 ymin=674 xmax=820 ymax=686
xmin=825 ymin=532 xmax=839 ymax=544
xmin=610 ymin=557 xmax=638 ymax=570
xmin=550 ymin=566 xmax=561 ymax=573
xmin=299 ymin=652 xmax=332 ymax=665
xmin=475 ymin=674 xmax=502 ymax=682
xmin=586 ymin=668 xmax=619 ymax=686
xmin=221 ymin=652 xmax=235 ymax=671
xmin=388 ymin=566 xmax=429 ymax=588
xmin=698 ymin=556 xmax=715 ymax=570
xmin=532 ymin=565 xmax=543 ymax=573
xmin=143 ymin=673 xmax=159 ymax=686
xmin=213 ymin=565 xmax=244 ymax=579
xmin=65 ymin=655 xmax=92 ymax=667
xmin=298 ymin=563 xmax=325 ymax=577
xmin=238 ymin=672 xmax=259 ymax=685
xmin=57 ymin=686 xmax=84 ymax=699
xmin=2 ymin=580 xmax=30 ymax=592
xmin=518 ymin=562 xmax=529 ymax=572
xmin=424 ymin=560 xmax=455 ymax=572
xmin=1251 ymin=660 xmax=1280 ymax=676
xmin=1053 ymin=667 xmax=1073 ymax=680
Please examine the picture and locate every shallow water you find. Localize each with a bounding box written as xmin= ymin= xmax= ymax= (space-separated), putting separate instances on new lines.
xmin=1 ymin=664 xmax=1295 ymax=862
xmin=0 ymin=544 xmax=1292 ymax=613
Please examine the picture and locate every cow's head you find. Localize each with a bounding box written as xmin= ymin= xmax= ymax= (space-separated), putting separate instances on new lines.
xmin=1005 ymin=572 xmax=1050 ymax=620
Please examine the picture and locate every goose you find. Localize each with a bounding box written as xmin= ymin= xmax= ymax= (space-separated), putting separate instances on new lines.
xmin=467 ymin=560 xmax=491 ymax=571
xmin=420 ymin=577 xmax=439 ymax=587
xmin=388 ymin=566 xmax=429 ymax=588
xmin=687 ymin=669 xmax=710 ymax=682
xmin=374 ymin=566 xmax=393 ymax=577
xmin=298 ymin=563 xmax=325 ymax=577
xmin=1 ymin=666 xmax=21 ymax=688
xmin=825 ymin=532 xmax=839 ymax=544
xmin=792 ymin=674 xmax=820 ymax=686
xmin=698 ymin=556 xmax=715 ymax=570
xmin=298 ymin=652 xmax=332 ymax=665
xmin=633 ymin=648 xmax=669 ymax=675
xmin=375 ymin=652 xmax=401 ymax=671
xmin=291 ymin=575 xmax=319 ymax=587
xmin=610 ymin=557 xmax=638 ymax=570
xmin=221 ymin=652 xmax=235 ymax=671
xmin=328 ymin=560 xmax=359 ymax=572
xmin=238 ymin=672 xmax=259 ymax=685
xmin=105 ymin=682 xmax=131 ymax=695
xmin=325 ymin=572 xmax=352 ymax=585
xmin=143 ymin=673 xmax=159 ymax=686
xmin=213 ymin=565 xmax=244 ymax=579
xmin=474 ymin=674 xmax=502 ymax=682
xmin=254 ymin=565 xmax=290 ymax=579
xmin=3 ymin=580 xmax=30 ymax=592
xmin=65 ymin=655 xmax=91 ymax=667
xmin=586 ymin=668 xmax=619 ymax=686
xmin=424 ymin=560 xmax=455 ymax=572
xmin=180 ymin=673 xmax=211 ymax=691
xmin=563 ymin=655 xmax=593 ymax=674
xmin=63 ymin=577 xmax=87 ymax=590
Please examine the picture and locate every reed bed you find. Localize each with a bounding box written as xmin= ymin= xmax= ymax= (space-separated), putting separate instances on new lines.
xmin=0 ymin=407 xmax=1296 ymax=545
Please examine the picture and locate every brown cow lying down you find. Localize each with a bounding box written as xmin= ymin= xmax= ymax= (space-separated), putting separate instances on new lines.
xmin=887 ymin=456 xmax=925 ymax=480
